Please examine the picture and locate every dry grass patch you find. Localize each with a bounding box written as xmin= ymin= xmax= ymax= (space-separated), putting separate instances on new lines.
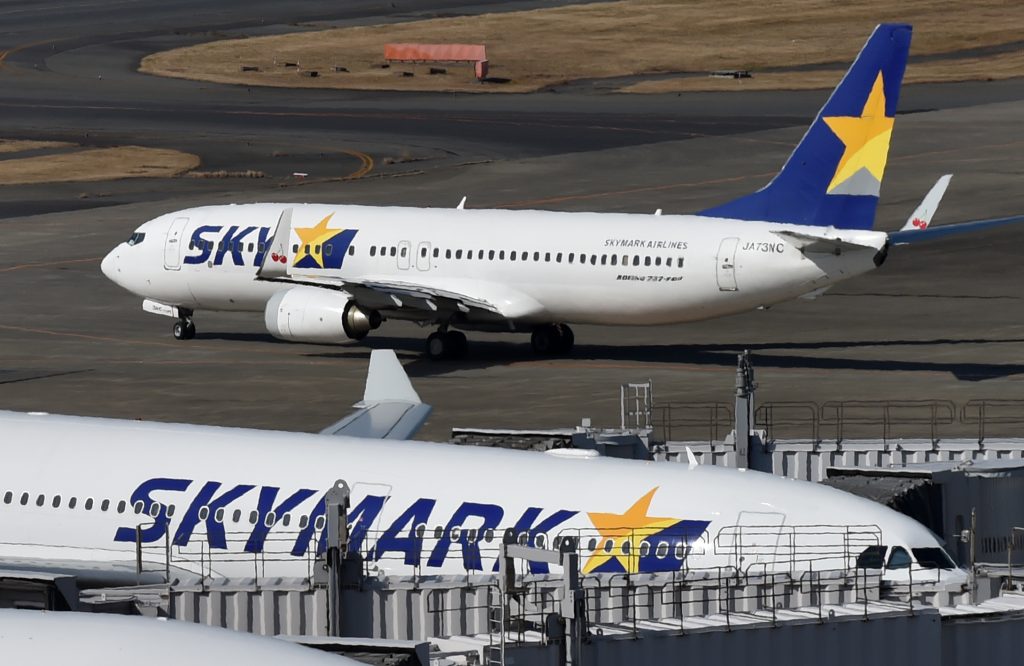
xmin=0 ymin=139 xmax=75 ymax=154
xmin=0 ymin=146 xmax=200 ymax=185
xmin=140 ymin=0 xmax=1024 ymax=93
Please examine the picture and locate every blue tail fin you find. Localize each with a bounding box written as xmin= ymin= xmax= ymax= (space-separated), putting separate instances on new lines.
xmin=700 ymin=24 xmax=912 ymax=230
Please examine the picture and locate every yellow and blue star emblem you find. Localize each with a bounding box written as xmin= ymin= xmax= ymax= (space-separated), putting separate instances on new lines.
xmin=822 ymin=72 xmax=894 ymax=196
xmin=293 ymin=213 xmax=358 ymax=270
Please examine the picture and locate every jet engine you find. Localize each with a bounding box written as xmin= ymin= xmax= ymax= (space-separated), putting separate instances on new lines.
xmin=264 ymin=286 xmax=381 ymax=343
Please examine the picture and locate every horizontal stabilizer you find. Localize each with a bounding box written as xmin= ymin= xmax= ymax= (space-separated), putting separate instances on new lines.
xmin=889 ymin=214 xmax=1024 ymax=245
xmin=319 ymin=350 xmax=432 ymax=440
xmin=772 ymin=230 xmax=876 ymax=254
xmin=899 ymin=174 xmax=952 ymax=232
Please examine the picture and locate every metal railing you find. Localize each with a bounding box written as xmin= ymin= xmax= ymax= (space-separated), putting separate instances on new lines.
xmin=655 ymin=398 xmax=1024 ymax=445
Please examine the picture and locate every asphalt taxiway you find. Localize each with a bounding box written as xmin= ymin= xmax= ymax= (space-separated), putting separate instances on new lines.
xmin=1 ymin=2 xmax=1023 ymax=442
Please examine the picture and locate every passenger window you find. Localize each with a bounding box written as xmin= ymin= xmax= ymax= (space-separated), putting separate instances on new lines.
xmin=499 ymin=250 xmax=505 ymax=260
xmin=533 ymin=252 xmax=540 ymax=261
xmin=249 ymin=511 xmax=258 ymax=525
xmin=52 ymin=495 xmax=61 ymax=508
xmin=478 ymin=250 xmax=484 ymax=260
xmin=601 ymin=255 xmax=607 ymax=265
xmin=887 ymin=546 xmax=912 ymax=569
xmin=324 ymin=245 xmax=332 ymax=256
xmin=117 ymin=500 xmax=126 ymax=514
xmin=198 ymin=506 xmax=209 ymax=520
xmin=568 ymin=253 xmax=574 ymax=263
xmin=370 ymin=246 xmax=376 ymax=257
xmin=314 ymin=516 xmax=326 ymax=531
xmin=644 ymin=256 xmax=651 ymax=266
xmin=556 ymin=253 xmax=562 ymax=263
xmin=299 ymin=515 xmax=309 ymax=529
xmin=587 ymin=537 xmax=597 ymax=552
xmin=36 ymin=494 xmax=44 ymax=507
xmin=20 ymin=492 xmax=29 ymax=506
xmin=484 ymin=529 xmax=494 ymax=543
xmin=218 ymin=241 xmax=224 ymax=252
xmin=446 ymin=249 xmax=452 ymax=259
xmin=400 ymin=247 xmax=407 ymax=258
xmin=677 ymin=257 xmax=684 ymax=268
xmin=101 ymin=499 xmax=110 ymax=512
xmin=167 ymin=505 xmax=176 ymax=517
xmin=292 ymin=244 xmax=298 ymax=253
xmin=510 ymin=251 xmax=517 ymax=261
xmin=656 ymin=542 xmax=669 ymax=559
xmin=466 ymin=250 xmax=473 ymax=261
xmin=265 ymin=512 xmax=276 ymax=527
xmin=133 ymin=500 xmax=144 ymax=514
xmin=655 ymin=257 xmax=662 ymax=266
xmin=640 ymin=541 xmax=651 ymax=557
xmin=232 ymin=509 xmax=242 ymax=523
xmin=282 ymin=513 xmax=291 ymax=527
xmin=433 ymin=248 xmax=439 ymax=258
xmin=421 ymin=247 xmax=427 ymax=257
xmin=488 ymin=250 xmax=495 ymax=260
xmin=189 ymin=240 xmax=195 ymax=250
xmin=434 ymin=526 xmax=444 ymax=539
xmin=456 ymin=250 xmax=463 ymax=259
xmin=84 ymin=498 xmax=94 ymax=510
xmin=149 ymin=502 xmax=161 ymax=518
xmin=633 ymin=256 xmax=640 ymax=266
xmin=544 ymin=252 xmax=551 ymax=262
xmin=2 ymin=491 xmax=11 ymax=504
xmin=390 ymin=247 xmax=397 ymax=257
xmin=68 ymin=497 xmax=77 ymax=510
xmin=590 ymin=255 xmax=597 ymax=265
xmin=248 ymin=243 xmax=254 ymax=252
xmin=215 ymin=507 xmax=225 ymax=523
xmin=611 ymin=255 xmax=618 ymax=266
xmin=348 ymin=245 xmax=355 ymax=256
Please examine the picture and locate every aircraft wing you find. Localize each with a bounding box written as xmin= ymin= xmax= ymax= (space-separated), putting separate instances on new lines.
xmin=888 ymin=213 xmax=1024 ymax=245
xmin=319 ymin=349 xmax=432 ymax=440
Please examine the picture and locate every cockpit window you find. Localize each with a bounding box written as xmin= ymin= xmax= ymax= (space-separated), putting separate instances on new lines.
xmin=856 ymin=545 xmax=887 ymax=569
xmin=126 ymin=232 xmax=146 ymax=246
xmin=912 ymin=547 xmax=956 ymax=570
xmin=886 ymin=546 xmax=912 ymax=569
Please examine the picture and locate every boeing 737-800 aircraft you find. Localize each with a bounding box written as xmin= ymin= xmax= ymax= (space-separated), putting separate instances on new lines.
xmin=100 ymin=24 xmax=1022 ymax=359
xmin=0 ymin=353 xmax=963 ymax=585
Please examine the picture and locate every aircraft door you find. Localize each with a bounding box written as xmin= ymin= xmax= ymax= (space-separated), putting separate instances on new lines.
xmin=163 ymin=216 xmax=190 ymax=270
xmin=416 ymin=242 xmax=432 ymax=271
xmin=397 ymin=241 xmax=411 ymax=270
xmin=722 ymin=511 xmax=786 ymax=574
xmin=716 ymin=237 xmax=739 ymax=291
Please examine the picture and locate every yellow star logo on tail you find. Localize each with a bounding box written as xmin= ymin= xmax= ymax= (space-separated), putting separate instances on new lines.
xmin=582 ymin=487 xmax=679 ymax=574
xmin=823 ymin=72 xmax=894 ymax=194
xmin=293 ymin=213 xmax=337 ymax=268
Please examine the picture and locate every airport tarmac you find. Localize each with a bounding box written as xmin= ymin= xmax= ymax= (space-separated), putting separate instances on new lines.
xmin=1 ymin=2 xmax=1023 ymax=442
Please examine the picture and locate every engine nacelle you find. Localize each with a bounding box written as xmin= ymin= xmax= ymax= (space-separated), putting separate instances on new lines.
xmin=264 ymin=286 xmax=380 ymax=343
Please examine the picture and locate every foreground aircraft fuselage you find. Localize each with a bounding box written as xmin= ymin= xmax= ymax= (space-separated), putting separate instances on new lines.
xmin=0 ymin=410 xmax=962 ymax=583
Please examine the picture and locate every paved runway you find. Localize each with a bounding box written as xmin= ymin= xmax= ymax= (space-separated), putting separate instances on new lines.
xmin=1 ymin=2 xmax=1023 ymax=442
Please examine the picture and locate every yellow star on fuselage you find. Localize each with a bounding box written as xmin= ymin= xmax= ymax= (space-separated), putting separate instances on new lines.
xmin=822 ymin=72 xmax=894 ymax=193
xmin=582 ymin=487 xmax=680 ymax=574
xmin=293 ymin=213 xmax=337 ymax=268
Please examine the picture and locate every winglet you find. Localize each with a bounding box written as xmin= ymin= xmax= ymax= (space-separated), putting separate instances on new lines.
xmin=256 ymin=207 xmax=293 ymax=280
xmin=899 ymin=174 xmax=952 ymax=232
xmin=319 ymin=350 xmax=433 ymax=439
xmin=457 ymin=196 xmax=467 ymax=210
xmin=685 ymin=446 xmax=699 ymax=468
xmin=362 ymin=349 xmax=421 ymax=403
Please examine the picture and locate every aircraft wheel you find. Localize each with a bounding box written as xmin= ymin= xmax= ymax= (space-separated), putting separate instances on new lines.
xmin=444 ymin=330 xmax=468 ymax=359
xmin=555 ymin=324 xmax=574 ymax=354
xmin=531 ymin=325 xmax=559 ymax=355
xmin=426 ymin=331 xmax=447 ymax=360
xmin=173 ymin=318 xmax=196 ymax=341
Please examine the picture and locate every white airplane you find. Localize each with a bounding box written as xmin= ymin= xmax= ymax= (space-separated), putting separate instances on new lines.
xmin=101 ymin=24 xmax=1022 ymax=360
xmin=0 ymin=610 xmax=361 ymax=665
xmin=0 ymin=352 xmax=964 ymax=585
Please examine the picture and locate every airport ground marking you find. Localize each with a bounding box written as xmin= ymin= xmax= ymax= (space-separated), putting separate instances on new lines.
xmin=0 ymin=256 xmax=102 ymax=273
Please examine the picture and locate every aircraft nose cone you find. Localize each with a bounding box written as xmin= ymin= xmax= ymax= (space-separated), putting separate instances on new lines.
xmin=100 ymin=249 xmax=119 ymax=283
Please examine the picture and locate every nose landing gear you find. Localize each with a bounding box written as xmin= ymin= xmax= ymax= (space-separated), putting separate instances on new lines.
xmin=172 ymin=315 xmax=196 ymax=340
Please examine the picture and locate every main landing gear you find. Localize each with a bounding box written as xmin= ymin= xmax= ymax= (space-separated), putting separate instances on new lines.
xmin=531 ymin=323 xmax=574 ymax=355
xmin=172 ymin=312 xmax=196 ymax=340
xmin=426 ymin=328 xmax=468 ymax=360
